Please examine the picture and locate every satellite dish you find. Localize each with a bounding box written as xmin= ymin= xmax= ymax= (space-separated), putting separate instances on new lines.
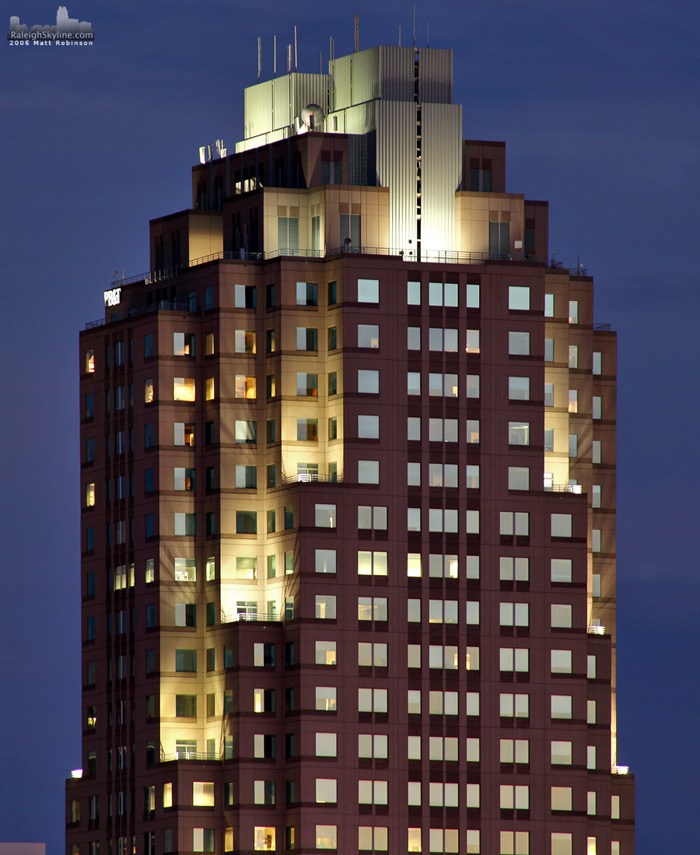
xmin=300 ymin=103 xmax=324 ymax=130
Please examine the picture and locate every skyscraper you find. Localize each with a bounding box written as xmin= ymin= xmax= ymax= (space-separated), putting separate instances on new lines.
xmin=67 ymin=43 xmax=634 ymax=855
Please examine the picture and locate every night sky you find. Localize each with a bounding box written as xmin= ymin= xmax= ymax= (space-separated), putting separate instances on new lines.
xmin=2 ymin=1 xmax=698 ymax=852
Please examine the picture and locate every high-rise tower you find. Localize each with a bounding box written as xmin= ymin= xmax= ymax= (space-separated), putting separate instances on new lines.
xmin=67 ymin=43 xmax=634 ymax=855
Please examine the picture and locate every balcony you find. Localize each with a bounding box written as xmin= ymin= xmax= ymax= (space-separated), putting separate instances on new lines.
xmin=587 ymin=625 xmax=606 ymax=636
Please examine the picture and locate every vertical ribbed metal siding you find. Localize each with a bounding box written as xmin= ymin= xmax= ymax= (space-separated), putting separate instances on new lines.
xmin=351 ymin=47 xmax=380 ymax=105
xmin=376 ymin=101 xmax=418 ymax=253
xmin=418 ymin=48 xmax=453 ymax=104
xmin=378 ymin=45 xmax=414 ymax=102
xmin=421 ymin=102 xmax=462 ymax=253
xmin=329 ymin=55 xmax=352 ymax=111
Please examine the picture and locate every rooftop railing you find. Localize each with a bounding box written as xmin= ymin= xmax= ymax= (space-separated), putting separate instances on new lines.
xmin=108 ymin=245 xmax=549 ymax=289
xmin=161 ymin=751 xmax=219 ymax=762
xmin=221 ymin=611 xmax=280 ymax=624
xmin=281 ymin=473 xmax=343 ymax=485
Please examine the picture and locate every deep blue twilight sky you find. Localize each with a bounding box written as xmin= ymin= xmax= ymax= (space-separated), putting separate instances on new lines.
xmin=1 ymin=1 xmax=699 ymax=852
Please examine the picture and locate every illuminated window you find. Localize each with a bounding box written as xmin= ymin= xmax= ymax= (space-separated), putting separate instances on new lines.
xmin=235 ymin=556 xmax=257 ymax=578
xmin=235 ymin=420 xmax=257 ymax=443
xmin=315 ymin=686 xmax=337 ymax=711
xmin=357 ymin=551 xmax=387 ymax=576
xmin=315 ymin=504 xmax=336 ymax=527
xmin=500 ymin=784 xmax=529 ymax=810
xmin=509 ymin=421 xmax=530 ymax=445
xmin=466 ymin=419 xmax=480 ymax=443
xmin=466 ymin=328 xmax=480 ymax=353
xmin=297 ymin=372 xmax=318 ymax=396
xmin=315 ymin=596 xmax=336 ymax=619
xmin=85 ymin=483 xmax=95 ymax=507
xmin=499 ymin=557 xmax=529 ymax=582
xmin=357 ymin=597 xmax=388 ymax=621
xmin=315 ymin=778 xmax=337 ymax=803
xmin=253 ymin=827 xmax=276 ymax=851
xmin=234 ymin=375 xmax=256 ymax=398
xmin=193 ymin=782 xmax=215 ymax=807
xmin=358 ymin=687 xmax=387 ymax=713
xmin=500 ymin=831 xmax=530 ymax=855
xmin=500 ymin=738 xmax=529 ymax=764
xmin=85 ymin=349 xmax=95 ymax=373
xmin=568 ymin=300 xmax=579 ymax=323
xmin=315 ymin=641 xmax=337 ymax=665
xmin=358 ymin=642 xmax=388 ymax=667
xmin=234 ymin=329 xmax=256 ymax=353
xmin=296 ymin=327 xmax=318 ymax=351
xmin=173 ymin=378 xmax=195 ymax=401
xmin=297 ymin=418 xmax=318 ymax=441
xmin=205 ymin=377 xmax=215 ymax=400
xmin=315 ymin=826 xmax=337 ymax=850
xmin=551 ymin=833 xmax=572 ymax=855
xmin=357 ymin=505 xmax=388 ymax=530
xmin=358 ymin=780 xmax=388 ymax=805
xmin=174 ymin=558 xmax=196 ymax=582
xmin=551 ymin=513 xmax=573 ymax=537
xmin=551 ymin=695 xmax=573 ymax=719
xmin=174 ymin=467 xmax=195 ymax=491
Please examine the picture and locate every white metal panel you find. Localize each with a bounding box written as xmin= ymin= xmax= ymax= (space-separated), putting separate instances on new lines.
xmin=378 ymin=45 xmax=414 ymax=102
xmin=350 ymin=46 xmax=381 ymax=105
xmin=418 ymin=48 xmax=453 ymax=104
xmin=329 ymin=55 xmax=352 ymax=111
xmin=244 ymin=80 xmax=274 ymax=139
xmin=420 ymin=102 xmax=462 ymax=254
xmin=376 ymin=100 xmax=418 ymax=254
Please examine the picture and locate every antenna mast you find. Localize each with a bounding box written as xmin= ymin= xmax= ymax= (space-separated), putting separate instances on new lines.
xmin=294 ymin=25 xmax=298 ymax=70
xmin=257 ymin=36 xmax=261 ymax=81
xmin=273 ymin=34 xmax=277 ymax=76
xmin=354 ymin=13 xmax=359 ymax=53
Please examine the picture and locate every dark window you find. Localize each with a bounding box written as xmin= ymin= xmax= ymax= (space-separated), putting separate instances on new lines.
xmin=489 ymin=221 xmax=510 ymax=260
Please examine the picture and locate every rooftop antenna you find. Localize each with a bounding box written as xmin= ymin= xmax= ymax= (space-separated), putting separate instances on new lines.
xmin=413 ymin=4 xmax=416 ymax=47
xmin=427 ymin=22 xmax=430 ymax=47
xmin=257 ymin=36 xmax=261 ymax=82
xmin=330 ymin=35 xmax=334 ymax=62
xmin=286 ymin=43 xmax=292 ymax=73
xmin=398 ymin=25 xmax=402 ymax=47
xmin=354 ymin=13 xmax=359 ymax=53
xmin=319 ymin=50 xmax=323 ymax=74
xmin=273 ymin=34 xmax=277 ymax=76
xmin=294 ymin=25 xmax=298 ymax=71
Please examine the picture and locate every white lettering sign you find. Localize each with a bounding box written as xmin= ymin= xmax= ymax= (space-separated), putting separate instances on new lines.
xmin=104 ymin=288 xmax=122 ymax=307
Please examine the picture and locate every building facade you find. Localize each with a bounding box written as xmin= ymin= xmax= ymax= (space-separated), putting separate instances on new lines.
xmin=67 ymin=44 xmax=634 ymax=855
